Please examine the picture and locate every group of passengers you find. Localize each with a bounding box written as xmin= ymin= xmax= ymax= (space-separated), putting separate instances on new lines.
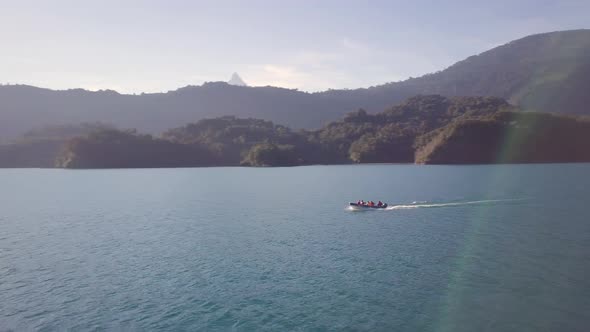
xmin=357 ymin=200 xmax=384 ymax=207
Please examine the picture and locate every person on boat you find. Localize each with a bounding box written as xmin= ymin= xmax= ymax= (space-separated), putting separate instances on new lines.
xmin=369 ymin=201 xmax=374 ymax=207
xmin=378 ymin=201 xmax=383 ymax=207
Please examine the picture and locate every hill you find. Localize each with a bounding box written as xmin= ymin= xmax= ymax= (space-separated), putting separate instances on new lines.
xmin=319 ymin=29 xmax=590 ymax=115
xmin=161 ymin=116 xmax=309 ymax=165
xmin=49 ymin=96 xmax=525 ymax=168
xmin=3 ymin=95 xmax=588 ymax=168
xmin=0 ymin=30 xmax=589 ymax=140
xmin=55 ymin=129 xmax=216 ymax=169
xmin=0 ymin=123 xmax=113 ymax=168
xmin=0 ymin=83 xmax=348 ymax=140
xmin=310 ymin=95 xmax=513 ymax=164
xmin=415 ymin=112 xmax=590 ymax=164
xmin=391 ymin=29 xmax=590 ymax=113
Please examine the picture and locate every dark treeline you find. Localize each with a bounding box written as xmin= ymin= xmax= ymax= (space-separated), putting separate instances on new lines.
xmin=2 ymin=95 xmax=590 ymax=168
xmin=56 ymin=129 xmax=216 ymax=168
xmin=1 ymin=30 xmax=589 ymax=141
xmin=415 ymin=111 xmax=590 ymax=164
xmin=0 ymin=123 xmax=113 ymax=168
xmin=310 ymin=95 xmax=514 ymax=163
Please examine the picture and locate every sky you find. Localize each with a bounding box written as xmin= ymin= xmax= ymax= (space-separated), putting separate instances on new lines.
xmin=1 ymin=0 xmax=588 ymax=93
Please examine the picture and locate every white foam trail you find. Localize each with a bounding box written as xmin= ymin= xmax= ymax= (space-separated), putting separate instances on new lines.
xmin=385 ymin=198 xmax=524 ymax=210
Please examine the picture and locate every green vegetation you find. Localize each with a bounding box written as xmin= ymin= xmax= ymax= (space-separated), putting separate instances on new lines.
xmin=241 ymin=143 xmax=305 ymax=167
xmin=161 ymin=116 xmax=305 ymax=165
xmin=55 ymin=129 xmax=215 ymax=168
xmin=2 ymin=95 xmax=589 ymax=168
xmin=311 ymin=95 xmax=513 ymax=163
xmin=0 ymin=140 xmax=63 ymax=168
xmin=393 ymin=30 xmax=590 ymax=115
xmin=1 ymin=30 xmax=590 ymax=140
xmin=415 ymin=112 xmax=590 ymax=164
xmin=0 ymin=123 xmax=113 ymax=168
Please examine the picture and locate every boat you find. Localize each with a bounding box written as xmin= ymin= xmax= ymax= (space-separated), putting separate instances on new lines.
xmin=349 ymin=202 xmax=388 ymax=209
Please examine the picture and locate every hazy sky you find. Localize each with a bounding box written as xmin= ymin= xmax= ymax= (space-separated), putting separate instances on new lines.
xmin=1 ymin=0 xmax=588 ymax=93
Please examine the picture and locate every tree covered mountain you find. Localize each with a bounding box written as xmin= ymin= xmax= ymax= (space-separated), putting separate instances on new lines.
xmin=0 ymin=83 xmax=345 ymax=140
xmin=3 ymin=95 xmax=589 ymax=168
xmin=415 ymin=112 xmax=590 ymax=164
xmin=0 ymin=123 xmax=113 ymax=168
xmin=310 ymin=95 xmax=513 ymax=163
xmin=318 ymin=29 xmax=590 ymax=118
xmin=0 ymin=30 xmax=589 ymax=140
xmin=44 ymin=95 xmax=590 ymax=168
xmin=56 ymin=129 xmax=216 ymax=169
xmin=161 ymin=116 xmax=309 ymax=165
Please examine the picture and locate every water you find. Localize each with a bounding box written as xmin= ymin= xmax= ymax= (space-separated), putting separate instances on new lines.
xmin=1 ymin=164 xmax=590 ymax=331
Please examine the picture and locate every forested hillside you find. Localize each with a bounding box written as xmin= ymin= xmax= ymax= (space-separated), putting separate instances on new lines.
xmin=3 ymin=95 xmax=590 ymax=168
xmin=52 ymin=95 xmax=590 ymax=167
xmin=0 ymin=123 xmax=112 ymax=168
xmin=415 ymin=112 xmax=590 ymax=164
xmin=0 ymin=30 xmax=589 ymax=140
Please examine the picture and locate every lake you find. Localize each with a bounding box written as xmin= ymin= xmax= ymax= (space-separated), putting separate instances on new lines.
xmin=1 ymin=164 xmax=590 ymax=331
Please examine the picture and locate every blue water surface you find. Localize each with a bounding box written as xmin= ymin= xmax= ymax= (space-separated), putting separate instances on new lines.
xmin=1 ymin=164 xmax=589 ymax=331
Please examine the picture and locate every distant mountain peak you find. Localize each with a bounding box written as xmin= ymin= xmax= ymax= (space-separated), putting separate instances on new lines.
xmin=228 ymin=72 xmax=247 ymax=86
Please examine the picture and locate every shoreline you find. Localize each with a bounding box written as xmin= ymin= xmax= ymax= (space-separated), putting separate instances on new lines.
xmin=2 ymin=161 xmax=590 ymax=170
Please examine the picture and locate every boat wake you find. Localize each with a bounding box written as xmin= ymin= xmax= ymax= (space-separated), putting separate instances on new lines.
xmin=386 ymin=198 xmax=524 ymax=210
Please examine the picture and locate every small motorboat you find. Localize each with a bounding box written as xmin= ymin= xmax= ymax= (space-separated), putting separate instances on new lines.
xmin=349 ymin=202 xmax=388 ymax=209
